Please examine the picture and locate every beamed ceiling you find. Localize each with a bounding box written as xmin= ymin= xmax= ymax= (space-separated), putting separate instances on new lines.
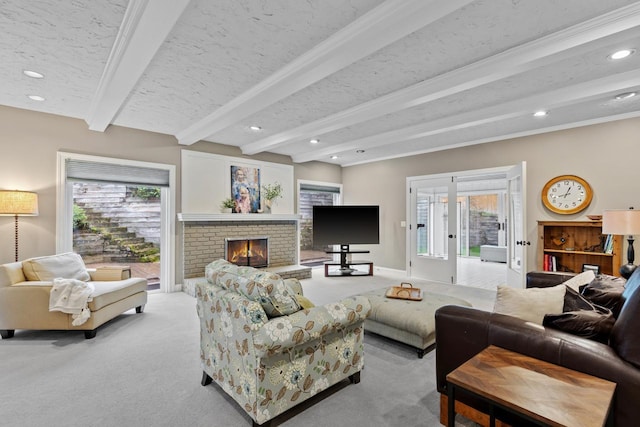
xmin=2 ymin=0 xmax=640 ymax=166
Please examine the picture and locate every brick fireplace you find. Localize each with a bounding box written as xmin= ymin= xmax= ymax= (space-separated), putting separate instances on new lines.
xmin=180 ymin=214 xmax=304 ymax=279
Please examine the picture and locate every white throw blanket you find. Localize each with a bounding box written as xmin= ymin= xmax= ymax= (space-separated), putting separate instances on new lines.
xmin=49 ymin=278 xmax=95 ymax=326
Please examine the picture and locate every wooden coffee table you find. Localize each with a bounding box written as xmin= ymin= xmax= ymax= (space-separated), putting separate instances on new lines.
xmin=446 ymin=345 xmax=616 ymax=427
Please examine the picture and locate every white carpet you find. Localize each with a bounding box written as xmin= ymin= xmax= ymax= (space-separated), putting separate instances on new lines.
xmin=301 ymin=266 xmax=495 ymax=312
xmin=0 ymin=269 xmax=493 ymax=426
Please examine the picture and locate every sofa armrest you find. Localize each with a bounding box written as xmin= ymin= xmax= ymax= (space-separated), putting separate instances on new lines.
xmin=435 ymin=305 xmax=492 ymax=392
xmin=0 ymin=262 xmax=26 ymax=287
xmin=435 ymin=305 xmax=640 ymax=427
xmin=0 ymin=283 xmax=71 ymax=330
xmin=253 ymin=296 xmax=371 ymax=357
xmin=435 ymin=305 xmax=617 ymax=390
xmin=526 ymin=271 xmax=575 ymax=288
xmin=88 ymin=266 xmax=131 ymax=281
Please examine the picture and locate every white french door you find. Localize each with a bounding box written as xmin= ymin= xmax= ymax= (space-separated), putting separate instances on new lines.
xmin=408 ymin=176 xmax=457 ymax=284
xmin=506 ymin=162 xmax=527 ymax=287
xmin=407 ymin=163 xmax=527 ymax=287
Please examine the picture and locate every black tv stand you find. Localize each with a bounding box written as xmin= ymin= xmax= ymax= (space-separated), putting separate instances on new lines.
xmin=324 ymin=244 xmax=372 ymax=277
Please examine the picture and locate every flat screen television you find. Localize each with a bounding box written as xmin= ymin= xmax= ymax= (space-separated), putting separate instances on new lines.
xmin=312 ymin=205 xmax=380 ymax=248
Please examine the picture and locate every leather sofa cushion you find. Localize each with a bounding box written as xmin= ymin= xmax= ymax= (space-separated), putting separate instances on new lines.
xmin=610 ymin=268 xmax=640 ymax=367
xmin=579 ymin=274 xmax=626 ymax=318
xmin=526 ymin=271 xmax=576 ymax=288
xmin=22 ymin=252 xmax=90 ymax=282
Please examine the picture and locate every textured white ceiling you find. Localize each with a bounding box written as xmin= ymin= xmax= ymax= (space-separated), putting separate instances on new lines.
xmin=1 ymin=0 xmax=640 ymax=166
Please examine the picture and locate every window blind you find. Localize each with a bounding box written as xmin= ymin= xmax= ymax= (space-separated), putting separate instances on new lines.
xmin=66 ymin=159 xmax=170 ymax=187
xmin=299 ymin=183 xmax=341 ymax=194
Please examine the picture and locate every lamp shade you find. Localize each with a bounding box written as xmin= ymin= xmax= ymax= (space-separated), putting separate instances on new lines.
xmin=602 ymin=209 xmax=640 ymax=235
xmin=0 ymin=190 xmax=39 ymax=216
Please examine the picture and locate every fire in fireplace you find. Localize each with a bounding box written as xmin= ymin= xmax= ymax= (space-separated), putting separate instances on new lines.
xmin=225 ymin=237 xmax=269 ymax=267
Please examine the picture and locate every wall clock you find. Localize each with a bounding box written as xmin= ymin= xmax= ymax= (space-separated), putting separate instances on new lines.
xmin=542 ymin=175 xmax=593 ymax=214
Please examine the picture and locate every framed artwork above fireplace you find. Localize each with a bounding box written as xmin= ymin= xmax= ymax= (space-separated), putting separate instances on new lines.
xmin=231 ymin=165 xmax=260 ymax=213
xmin=181 ymin=150 xmax=293 ymax=215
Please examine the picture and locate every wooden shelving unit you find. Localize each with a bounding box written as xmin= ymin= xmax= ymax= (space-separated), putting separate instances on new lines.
xmin=537 ymin=220 xmax=622 ymax=276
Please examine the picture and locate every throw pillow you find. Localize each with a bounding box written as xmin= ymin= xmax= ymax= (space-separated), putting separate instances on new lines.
xmin=561 ymin=270 xmax=596 ymax=292
xmin=207 ymin=260 xmax=301 ymax=317
xmin=542 ymin=277 xmax=618 ymax=343
xmin=579 ymin=274 xmax=626 ymax=317
xmin=295 ymin=294 xmax=315 ymax=309
xmin=562 ymin=286 xmax=593 ymax=312
xmin=284 ymin=278 xmax=303 ymax=296
xmin=242 ymin=270 xmax=301 ymax=317
xmin=543 ymin=301 xmax=615 ymax=344
xmin=22 ymin=252 xmax=91 ymax=282
xmin=493 ymin=284 xmax=566 ymax=324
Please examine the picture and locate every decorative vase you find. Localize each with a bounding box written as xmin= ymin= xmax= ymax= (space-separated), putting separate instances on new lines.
xmin=264 ymin=200 xmax=272 ymax=214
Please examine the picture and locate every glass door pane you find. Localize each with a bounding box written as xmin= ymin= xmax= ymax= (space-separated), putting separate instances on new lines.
xmin=410 ymin=177 xmax=456 ymax=283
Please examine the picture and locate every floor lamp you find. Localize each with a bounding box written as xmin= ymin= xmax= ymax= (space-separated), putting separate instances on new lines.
xmin=603 ymin=208 xmax=640 ymax=279
xmin=0 ymin=190 xmax=39 ymax=262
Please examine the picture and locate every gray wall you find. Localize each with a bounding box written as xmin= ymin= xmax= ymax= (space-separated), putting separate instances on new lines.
xmin=3 ymin=104 xmax=639 ymax=279
xmin=0 ymin=106 xmax=340 ymax=283
xmin=342 ymin=116 xmax=640 ymax=271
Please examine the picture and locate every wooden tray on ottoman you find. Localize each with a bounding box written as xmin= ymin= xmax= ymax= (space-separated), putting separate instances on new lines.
xmin=385 ymin=282 xmax=423 ymax=301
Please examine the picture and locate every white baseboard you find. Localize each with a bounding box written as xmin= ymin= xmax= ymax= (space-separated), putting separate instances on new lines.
xmin=373 ymin=265 xmax=406 ymax=275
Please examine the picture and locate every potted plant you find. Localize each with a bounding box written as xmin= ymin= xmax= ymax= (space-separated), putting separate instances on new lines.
xmin=261 ymin=182 xmax=282 ymax=213
xmin=220 ymin=197 xmax=235 ymax=213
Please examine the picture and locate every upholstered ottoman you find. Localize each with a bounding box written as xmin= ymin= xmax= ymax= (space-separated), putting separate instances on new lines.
xmin=358 ymin=287 xmax=471 ymax=358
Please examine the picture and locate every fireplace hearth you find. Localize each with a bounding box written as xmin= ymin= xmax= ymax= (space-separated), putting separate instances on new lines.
xmin=225 ymin=237 xmax=269 ymax=267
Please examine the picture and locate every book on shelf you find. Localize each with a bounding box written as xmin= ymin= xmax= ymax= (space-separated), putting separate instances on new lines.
xmin=543 ymin=253 xmax=558 ymax=271
xmin=603 ymin=234 xmax=613 ymax=254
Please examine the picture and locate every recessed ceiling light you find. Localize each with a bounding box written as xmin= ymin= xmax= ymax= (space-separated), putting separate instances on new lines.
xmin=356 ymin=149 xmax=365 ymax=153
xmin=310 ymin=139 xmax=319 ymax=144
xmin=615 ymin=92 xmax=637 ymax=100
xmin=609 ymin=49 xmax=634 ymax=60
xmin=23 ymin=70 xmax=44 ymax=79
xmin=27 ymin=95 xmax=45 ymax=101
xmin=330 ymin=155 xmax=338 ymax=160
xmin=533 ymin=110 xmax=547 ymax=117
xmin=249 ymin=125 xmax=262 ymax=131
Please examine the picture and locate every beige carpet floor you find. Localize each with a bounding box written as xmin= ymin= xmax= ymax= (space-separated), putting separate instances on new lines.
xmin=0 ymin=268 xmax=494 ymax=426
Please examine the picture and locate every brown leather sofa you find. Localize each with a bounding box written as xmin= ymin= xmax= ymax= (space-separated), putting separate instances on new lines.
xmin=435 ymin=269 xmax=640 ymax=427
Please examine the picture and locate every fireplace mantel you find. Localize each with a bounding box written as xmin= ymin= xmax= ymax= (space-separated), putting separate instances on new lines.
xmin=178 ymin=213 xmax=300 ymax=222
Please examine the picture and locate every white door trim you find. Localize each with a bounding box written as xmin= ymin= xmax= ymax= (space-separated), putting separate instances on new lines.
xmin=406 ymin=164 xmax=522 ymax=280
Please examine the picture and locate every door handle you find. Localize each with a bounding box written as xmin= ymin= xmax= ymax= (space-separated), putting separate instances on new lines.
xmin=416 ymin=223 xmax=425 ymax=228
xmin=448 ymin=234 xmax=456 ymax=238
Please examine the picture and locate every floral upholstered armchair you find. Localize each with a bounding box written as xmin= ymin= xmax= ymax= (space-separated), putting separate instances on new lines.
xmin=196 ymin=259 xmax=371 ymax=426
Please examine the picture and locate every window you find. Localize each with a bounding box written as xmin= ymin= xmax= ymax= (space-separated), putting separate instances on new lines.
xmin=298 ymin=181 xmax=342 ymax=266
xmin=57 ymin=152 xmax=176 ymax=292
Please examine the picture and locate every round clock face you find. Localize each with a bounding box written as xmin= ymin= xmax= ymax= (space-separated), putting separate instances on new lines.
xmin=542 ymin=175 xmax=593 ymax=214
